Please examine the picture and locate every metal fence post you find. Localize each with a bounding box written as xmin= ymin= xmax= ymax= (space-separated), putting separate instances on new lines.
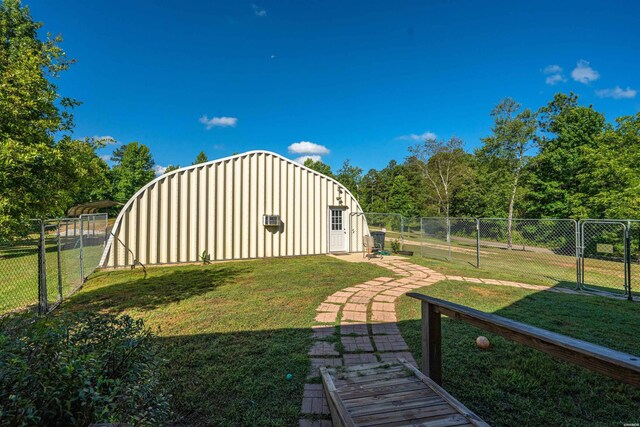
xmin=56 ymin=222 xmax=63 ymax=303
xmin=79 ymin=216 xmax=85 ymax=283
xmin=626 ymin=221 xmax=632 ymax=301
xmin=575 ymin=220 xmax=581 ymax=290
xmin=37 ymin=221 xmax=48 ymax=315
xmin=420 ymin=218 xmax=424 ymax=258
xmin=476 ymin=218 xmax=481 ymax=268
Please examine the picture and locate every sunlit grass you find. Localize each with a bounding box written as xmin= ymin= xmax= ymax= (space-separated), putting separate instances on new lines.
xmin=396 ymin=281 xmax=640 ymax=426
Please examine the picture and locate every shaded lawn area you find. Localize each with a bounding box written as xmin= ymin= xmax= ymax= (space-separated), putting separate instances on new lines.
xmin=64 ymin=256 xmax=392 ymax=426
xmin=396 ymin=281 xmax=640 ymax=426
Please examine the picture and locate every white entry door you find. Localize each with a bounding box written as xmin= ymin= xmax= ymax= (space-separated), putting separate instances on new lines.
xmin=329 ymin=208 xmax=348 ymax=252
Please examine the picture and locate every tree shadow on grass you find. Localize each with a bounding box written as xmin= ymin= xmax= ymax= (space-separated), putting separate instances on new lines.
xmin=397 ymin=284 xmax=640 ymax=427
xmin=67 ymin=265 xmax=249 ymax=313
xmin=157 ymin=328 xmax=311 ymax=427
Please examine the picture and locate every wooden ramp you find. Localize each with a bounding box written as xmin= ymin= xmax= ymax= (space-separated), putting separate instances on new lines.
xmin=320 ymin=358 xmax=489 ymax=427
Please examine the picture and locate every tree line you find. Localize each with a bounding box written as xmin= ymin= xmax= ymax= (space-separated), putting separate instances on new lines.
xmin=2 ymin=0 xmax=639 ymax=241
xmin=307 ymin=93 xmax=640 ymax=224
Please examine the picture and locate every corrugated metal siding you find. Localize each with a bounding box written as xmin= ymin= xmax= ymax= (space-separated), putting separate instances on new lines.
xmin=101 ymin=151 xmax=369 ymax=267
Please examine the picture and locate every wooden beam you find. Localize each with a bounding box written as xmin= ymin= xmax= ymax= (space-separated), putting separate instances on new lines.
xmin=408 ymin=293 xmax=640 ymax=388
xmin=422 ymin=301 xmax=442 ymax=385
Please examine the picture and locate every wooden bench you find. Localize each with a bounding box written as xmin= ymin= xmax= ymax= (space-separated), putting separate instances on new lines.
xmin=407 ymin=293 xmax=640 ymax=388
xmin=320 ymin=294 xmax=640 ymax=427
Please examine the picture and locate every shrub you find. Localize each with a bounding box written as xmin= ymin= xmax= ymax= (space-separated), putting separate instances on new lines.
xmin=390 ymin=239 xmax=401 ymax=253
xmin=0 ymin=312 xmax=171 ymax=426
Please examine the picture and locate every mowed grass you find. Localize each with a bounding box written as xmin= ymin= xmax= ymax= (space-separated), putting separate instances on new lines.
xmin=373 ymin=224 xmax=636 ymax=295
xmin=396 ymin=281 xmax=640 ymax=426
xmin=399 ymin=240 xmax=639 ymax=297
xmin=63 ymin=256 xmax=393 ymax=427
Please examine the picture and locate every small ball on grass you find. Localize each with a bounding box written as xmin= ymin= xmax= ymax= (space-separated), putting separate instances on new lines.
xmin=476 ymin=336 xmax=490 ymax=349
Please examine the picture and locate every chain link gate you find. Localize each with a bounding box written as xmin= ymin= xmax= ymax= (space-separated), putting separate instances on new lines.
xmin=0 ymin=214 xmax=109 ymax=316
xmin=579 ymin=220 xmax=633 ymax=300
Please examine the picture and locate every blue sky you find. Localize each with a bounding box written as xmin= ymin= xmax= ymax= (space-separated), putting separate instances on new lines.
xmin=28 ymin=0 xmax=640 ymax=174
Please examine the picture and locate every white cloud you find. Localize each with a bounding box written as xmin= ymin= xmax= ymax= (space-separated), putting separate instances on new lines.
xmin=545 ymin=74 xmax=566 ymax=85
xmin=100 ymin=154 xmax=111 ymax=162
xmin=288 ymin=141 xmax=330 ymax=155
xmin=595 ymin=86 xmax=637 ymax=99
xmin=154 ymin=165 xmax=167 ymax=176
xmin=212 ymin=144 xmax=225 ymax=150
xmin=397 ymin=131 xmax=437 ymax=141
xmin=252 ymin=4 xmax=267 ymax=16
xmin=543 ymin=65 xmax=563 ymax=74
xmin=199 ymin=115 xmax=238 ymax=129
xmin=571 ymin=59 xmax=600 ymax=84
xmin=542 ymin=65 xmax=566 ymax=85
xmin=295 ymin=155 xmax=322 ymax=164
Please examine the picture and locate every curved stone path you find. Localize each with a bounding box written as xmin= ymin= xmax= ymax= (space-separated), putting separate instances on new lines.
xmin=299 ymin=257 xmax=577 ymax=427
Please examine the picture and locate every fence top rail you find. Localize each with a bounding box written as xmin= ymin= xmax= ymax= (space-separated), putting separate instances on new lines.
xmin=478 ymin=217 xmax=577 ymax=222
xmin=580 ymin=218 xmax=640 ymax=224
xmin=407 ymin=293 xmax=640 ymax=387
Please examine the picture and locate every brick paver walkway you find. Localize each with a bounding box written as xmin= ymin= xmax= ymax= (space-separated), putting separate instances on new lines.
xmin=298 ymin=258 xmax=576 ymax=426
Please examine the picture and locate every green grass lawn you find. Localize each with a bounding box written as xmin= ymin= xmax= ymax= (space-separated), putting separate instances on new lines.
xmin=369 ymin=222 xmax=636 ymax=296
xmin=399 ymin=241 xmax=639 ymax=297
xmin=0 ymin=237 xmax=105 ymax=314
xmin=396 ymin=281 xmax=640 ymax=426
xmin=63 ymin=256 xmax=393 ymax=427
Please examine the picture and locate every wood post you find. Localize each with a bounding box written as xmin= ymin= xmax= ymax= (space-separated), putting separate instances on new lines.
xmin=421 ymin=301 xmax=442 ymax=385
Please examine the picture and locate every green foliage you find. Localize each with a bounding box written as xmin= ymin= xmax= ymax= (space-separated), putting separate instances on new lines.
xmin=0 ymin=311 xmax=171 ymax=426
xmin=303 ymin=157 xmax=334 ymax=177
xmin=165 ymin=164 xmax=180 ymax=173
xmin=526 ymin=93 xmax=607 ymax=218
xmin=409 ymin=136 xmax=471 ymax=217
xmin=192 ymin=151 xmax=208 ymax=165
xmin=336 ymin=159 xmax=363 ymax=198
xmin=110 ymin=142 xmax=156 ymax=203
xmin=59 ymin=137 xmax=113 ymax=206
xmin=0 ymin=0 xmax=80 ymax=237
xmin=199 ymin=249 xmax=211 ymax=264
xmin=388 ymin=175 xmax=415 ymax=217
xmin=390 ymin=238 xmax=401 ymax=253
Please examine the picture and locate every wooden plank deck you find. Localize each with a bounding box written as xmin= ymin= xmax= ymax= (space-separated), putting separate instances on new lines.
xmin=320 ymin=358 xmax=489 ymax=427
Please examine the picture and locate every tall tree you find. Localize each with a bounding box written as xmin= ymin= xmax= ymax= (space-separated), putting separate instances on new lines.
xmin=408 ymin=136 xmax=469 ymax=220
xmin=0 ymin=0 xmax=79 ymax=237
xmin=526 ymin=93 xmax=606 ymax=218
xmin=192 ymin=151 xmax=208 ymax=165
xmin=336 ymin=159 xmax=363 ymax=199
xmin=58 ymin=137 xmax=112 ymax=206
xmin=110 ymin=142 xmax=156 ymax=203
xmin=388 ymin=175 xmax=415 ymax=217
xmin=303 ymin=158 xmax=334 ymax=178
xmin=479 ymin=98 xmax=537 ymax=248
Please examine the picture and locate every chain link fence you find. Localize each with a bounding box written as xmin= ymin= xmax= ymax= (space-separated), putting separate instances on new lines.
xmin=478 ymin=218 xmax=578 ymax=287
xmin=0 ymin=214 xmax=109 ymax=316
xmin=363 ymin=213 xmax=637 ymax=299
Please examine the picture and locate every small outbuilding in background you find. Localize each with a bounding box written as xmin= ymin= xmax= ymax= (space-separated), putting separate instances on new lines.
xmin=100 ymin=150 xmax=370 ymax=267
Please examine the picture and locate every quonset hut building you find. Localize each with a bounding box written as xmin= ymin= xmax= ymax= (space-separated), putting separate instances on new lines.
xmin=100 ymin=150 xmax=370 ymax=267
